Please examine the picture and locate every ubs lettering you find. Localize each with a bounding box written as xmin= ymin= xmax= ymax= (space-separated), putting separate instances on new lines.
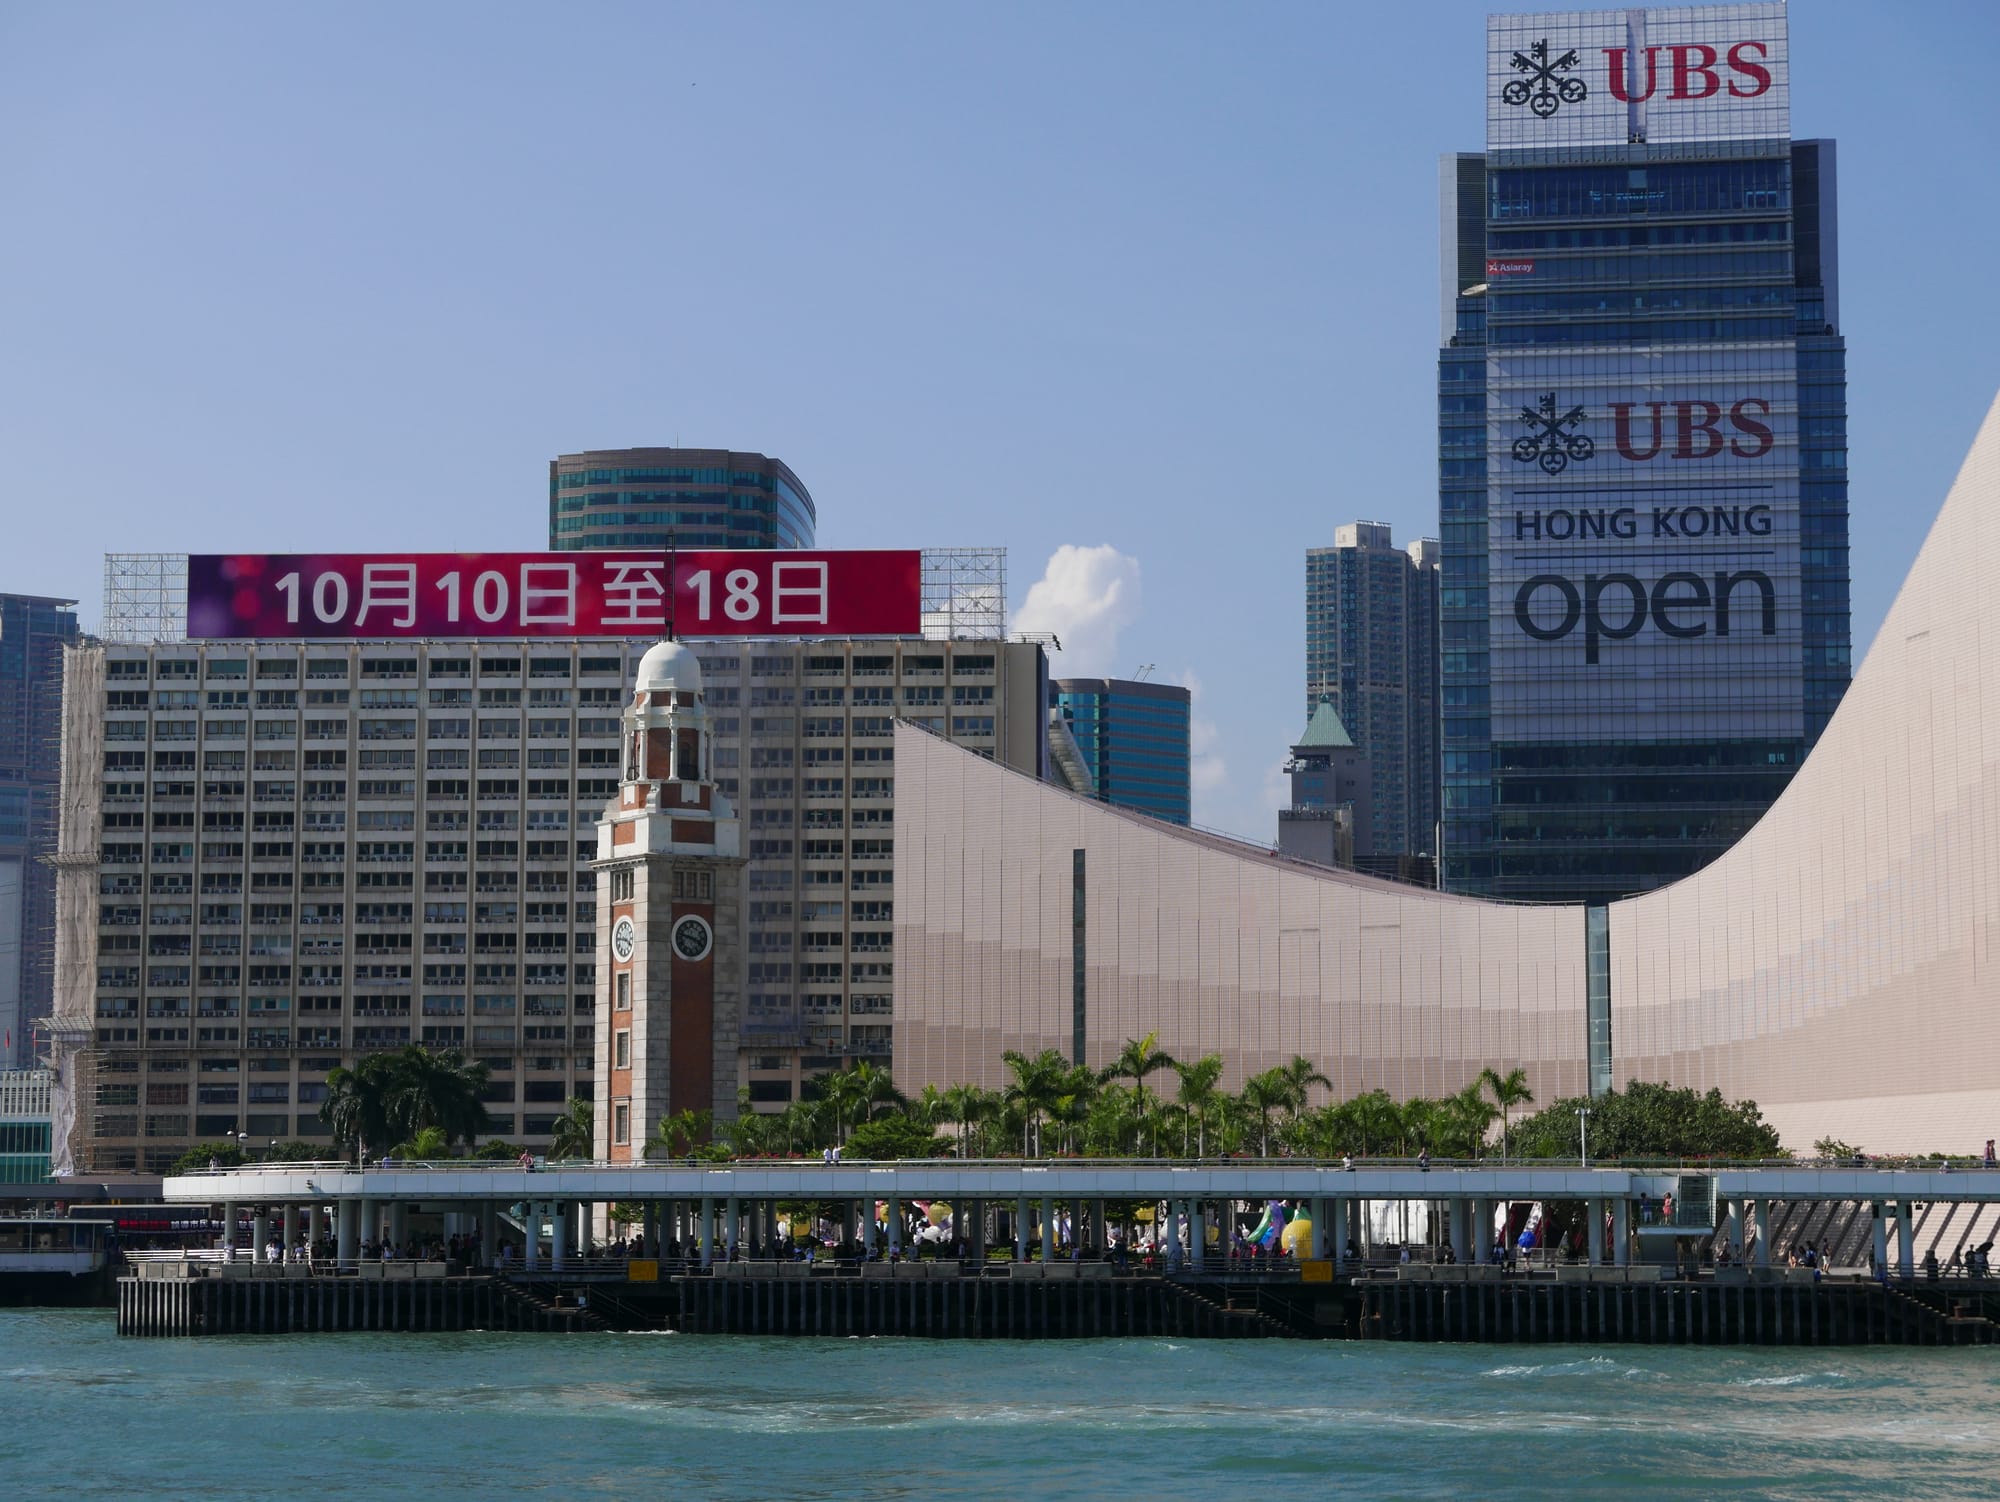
xmin=1603 ymin=40 xmax=1771 ymax=101
xmin=1610 ymin=399 xmax=1773 ymax=461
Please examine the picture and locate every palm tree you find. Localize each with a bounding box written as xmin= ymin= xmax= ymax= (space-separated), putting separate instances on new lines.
xmin=938 ymin=1083 xmax=999 ymax=1157
xmin=392 ymin=1124 xmax=453 ymax=1160
xmin=1445 ymin=1082 xmax=1499 ymax=1160
xmin=1050 ymin=1065 xmax=1099 ymax=1154
xmin=1002 ymin=1048 xmax=1070 ymax=1157
xmin=1172 ymin=1055 xmax=1225 ymax=1156
xmin=649 ymin=1107 xmax=713 ymax=1159
xmin=548 ymin=1096 xmax=594 ymax=1160
xmin=1100 ymin=1033 xmax=1180 ymax=1120
xmin=1478 ymin=1067 xmax=1536 ymax=1162
xmin=1241 ymin=1069 xmax=1292 ymax=1157
xmin=1347 ymin=1089 xmax=1400 ymax=1157
xmin=382 ymin=1046 xmax=492 ymax=1149
xmin=1277 ymin=1055 xmax=1333 ymax=1112
xmin=321 ymin=1054 xmax=399 ymax=1164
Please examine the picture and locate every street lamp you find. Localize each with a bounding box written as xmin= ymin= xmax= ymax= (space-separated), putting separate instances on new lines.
xmin=1576 ymin=1107 xmax=1593 ymax=1169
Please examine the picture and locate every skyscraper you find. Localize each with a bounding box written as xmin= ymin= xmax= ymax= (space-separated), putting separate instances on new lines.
xmin=1049 ymin=677 xmax=1192 ymax=826
xmin=549 ymin=448 xmax=815 ymax=552
xmin=1304 ymin=524 xmax=1441 ymax=856
xmin=1438 ymin=3 xmax=1848 ymax=903
xmin=0 ymin=593 xmax=80 ymax=1067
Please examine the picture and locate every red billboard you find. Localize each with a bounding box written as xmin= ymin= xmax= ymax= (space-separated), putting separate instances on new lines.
xmin=186 ymin=551 xmax=923 ymax=639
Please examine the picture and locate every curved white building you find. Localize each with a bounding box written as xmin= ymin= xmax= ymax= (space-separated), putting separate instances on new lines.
xmin=894 ymin=393 xmax=2000 ymax=1154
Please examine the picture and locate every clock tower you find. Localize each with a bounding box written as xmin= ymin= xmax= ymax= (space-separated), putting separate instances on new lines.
xmin=592 ymin=638 xmax=744 ymax=1162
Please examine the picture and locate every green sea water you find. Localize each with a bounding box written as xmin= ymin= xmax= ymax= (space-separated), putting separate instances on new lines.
xmin=3 ymin=1308 xmax=1997 ymax=1499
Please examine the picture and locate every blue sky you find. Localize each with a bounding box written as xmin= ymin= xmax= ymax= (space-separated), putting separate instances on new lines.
xmin=4 ymin=1 xmax=1996 ymax=839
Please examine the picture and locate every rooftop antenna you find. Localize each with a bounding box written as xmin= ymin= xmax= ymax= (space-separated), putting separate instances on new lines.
xmin=1133 ymin=663 xmax=1156 ymax=682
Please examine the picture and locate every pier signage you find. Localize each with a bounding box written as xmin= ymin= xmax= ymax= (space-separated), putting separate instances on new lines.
xmin=186 ymin=550 xmax=924 ymax=639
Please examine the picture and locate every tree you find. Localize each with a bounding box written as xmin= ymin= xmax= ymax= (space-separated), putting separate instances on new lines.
xmin=168 ymin=1142 xmax=248 ymax=1175
xmin=393 ymin=1125 xmax=453 ymax=1160
xmin=320 ymin=1046 xmax=492 ymax=1163
xmin=1276 ymin=1055 xmax=1333 ymax=1115
xmin=1509 ymin=1081 xmax=1783 ymax=1161
xmin=1241 ymin=1069 xmax=1292 ymax=1157
xmin=1172 ymin=1055 xmax=1226 ymax=1156
xmin=649 ymin=1108 xmax=713 ymax=1159
xmin=1478 ymin=1067 xmax=1536 ymax=1161
xmin=548 ymin=1096 xmax=594 ymax=1160
xmin=1100 ymin=1033 xmax=1179 ymax=1125
xmin=1002 ymin=1048 xmax=1071 ymax=1157
xmin=1442 ymin=1082 xmax=1499 ymax=1159
xmin=471 ymin=1138 xmax=522 ymax=1161
xmin=843 ymin=1114 xmax=949 ymax=1161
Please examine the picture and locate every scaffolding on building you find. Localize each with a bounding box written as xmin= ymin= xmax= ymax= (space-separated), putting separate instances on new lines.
xmin=102 ymin=554 xmax=188 ymax=645
xmin=920 ymin=547 xmax=1006 ymax=642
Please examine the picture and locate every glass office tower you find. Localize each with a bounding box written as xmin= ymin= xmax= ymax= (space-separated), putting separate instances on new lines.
xmin=1050 ymin=678 xmax=1193 ymax=826
xmin=549 ymin=449 xmax=815 ymax=552
xmin=1305 ymin=524 xmax=1441 ymax=855
xmin=1439 ymin=2 xmax=1848 ymax=903
xmin=0 ymin=593 xmax=80 ymax=1068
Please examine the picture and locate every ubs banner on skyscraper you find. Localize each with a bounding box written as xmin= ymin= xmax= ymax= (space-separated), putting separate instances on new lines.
xmin=1480 ymin=2 xmax=1801 ymax=746
xmin=1485 ymin=356 xmax=1801 ymax=743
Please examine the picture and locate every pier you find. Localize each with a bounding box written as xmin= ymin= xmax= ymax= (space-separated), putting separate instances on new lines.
xmin=118 ymin=1160 xmax=2000 ymax=1344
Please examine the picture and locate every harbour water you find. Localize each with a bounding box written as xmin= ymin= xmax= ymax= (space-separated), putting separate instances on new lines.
xmin=4 ymin=1309 xmax=1997 ymax=1499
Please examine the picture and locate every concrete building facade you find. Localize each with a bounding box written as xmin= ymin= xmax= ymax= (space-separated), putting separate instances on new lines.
xmin=49 ymin=626 xmax=1046 ymax=1168
xmin=894 ymin=385 xmax=2000 ymax=1154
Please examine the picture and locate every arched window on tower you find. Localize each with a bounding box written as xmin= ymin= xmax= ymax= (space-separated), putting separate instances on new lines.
xmin=676 ymin=726 xmax=700 ymax=782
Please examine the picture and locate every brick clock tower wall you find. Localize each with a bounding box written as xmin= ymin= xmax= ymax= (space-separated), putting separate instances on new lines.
xmin=593 ymin=638 xmax=744 ymax=1163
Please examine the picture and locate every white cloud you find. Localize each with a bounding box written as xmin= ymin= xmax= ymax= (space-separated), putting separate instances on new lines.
xmin=1014 ymin=544 xmax=1141 ymax=676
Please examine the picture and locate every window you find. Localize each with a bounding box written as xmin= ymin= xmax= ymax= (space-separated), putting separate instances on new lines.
xmin=615 ymin=972 xmax=631 ymax=1011
xmin=614 ymin=1031 xmax=631 ymax=1069
xmin=612 ymin=1100 xmax=630 ymax=1146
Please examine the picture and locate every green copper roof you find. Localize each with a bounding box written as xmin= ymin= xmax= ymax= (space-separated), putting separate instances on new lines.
xmin=1297 ymin=699 xmax=1355 ymax=749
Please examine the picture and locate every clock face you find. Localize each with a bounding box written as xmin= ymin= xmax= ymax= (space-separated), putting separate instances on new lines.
xmin=672 ymin=914 xmax=713 ymax=963
xmin=611 ymin=916 xmax=636 ymax=962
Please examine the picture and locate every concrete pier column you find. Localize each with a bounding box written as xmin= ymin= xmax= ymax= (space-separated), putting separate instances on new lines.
xmin=888 ymin=1198 xmax=903 ymax=1257
xmin=1092 ymin=1198 xmax=1107 ymax=1253
xmin=1871 ymin=1202 xmax=1888 ymax=1275
xmin=359 ymin=1197 xmax=377 ymax=1253
xmin=1752 ymin=1200 xmax=1770 ymax=1267
xmin=252 ymin=1211 xmax=269 ymax=1259
xmin=281 ymin=1203 xmax=299 ymax=1258
xmin=972 ymin=1199 xmax=987 ymax=1259
xmin=479 ymin=1203 xmax=497 ymax=1266
xmin=523 ymin=1203 xmax=541 ymax=1271
xmin=699 ymin=1196 xmax=715 ymax=1268
xmin=1470 ymin=1198 xmax=1490 ymax=1262
xmin=334 ymin=1199 xmax=355 ymax=1266
xmin=725 ymin=1195 xmax=741 ymax=1261
xmin=1040 ymin=1198 xmax=1056 ymax=1264
xmin=389 ymin=1201 xmax=408 ymax=1253
xmin=642 ymin=1202 xmax=657 ymax=1257
xmin=1015 ymin=1197 xmax=1030 ymax=1261
xmin=1585 ymin=1197 xmax=1603 ymax=1264
xmin=552 ymin=1205 xmax=568 ymax=1270
xmin=1191 ymin=1202 xmax=1207 ymax=1271
xmin=1896 ymin=1202 xmax=1915 ymax=1281
xmin=1613 ymin=1197 xmax=1630 ymax=1266
xmin=1725 ymin=1198 xmax=1743 ymax=1257
xmin=308 ymin=1202 xmax=325 ymax=1253
xmin=220 ymin=1202 xmax=236 ymax=1254
xmin=1331 ymin=1199 xmax=1347 ymax=1270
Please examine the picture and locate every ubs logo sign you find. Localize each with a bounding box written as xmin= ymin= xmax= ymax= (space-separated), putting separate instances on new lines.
xmin=1512 ymin=393 xmax=1594 ymax=475
xmin=1503 ymin=39 xmax=1588 ymax=118
xmin=1513 ymin=395 xmax=1775 ymax=470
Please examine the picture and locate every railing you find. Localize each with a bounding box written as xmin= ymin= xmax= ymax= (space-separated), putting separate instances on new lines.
xmin=179 ymin=1154 xmax=2000 ymax=1176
